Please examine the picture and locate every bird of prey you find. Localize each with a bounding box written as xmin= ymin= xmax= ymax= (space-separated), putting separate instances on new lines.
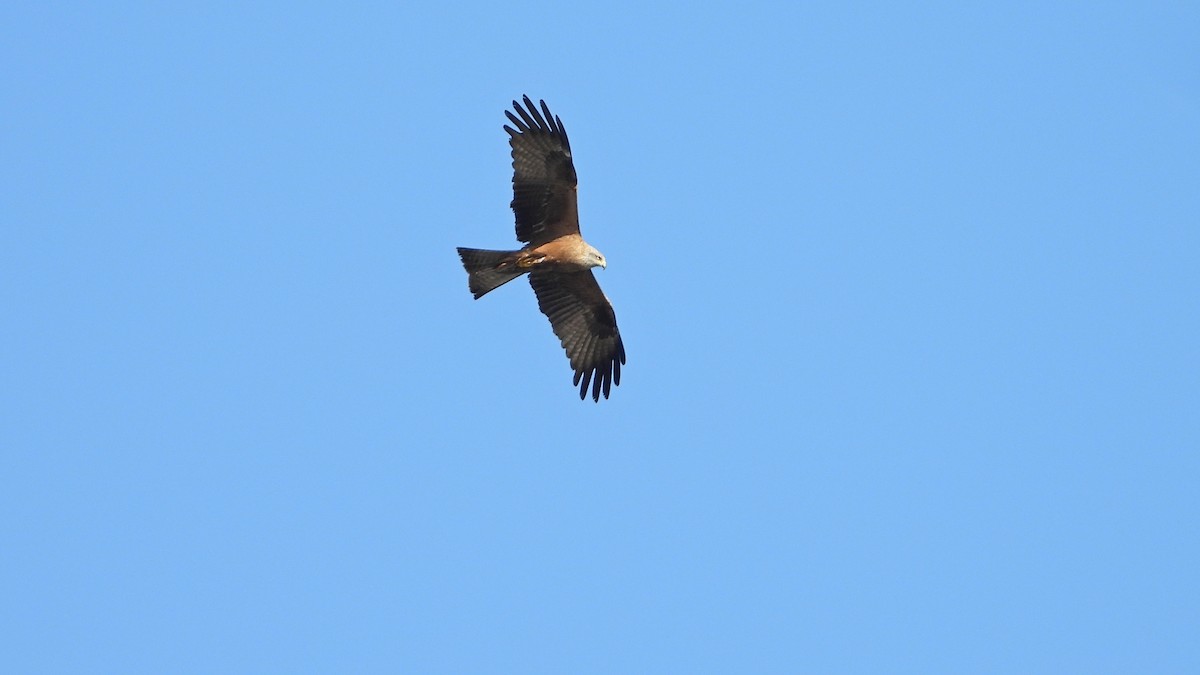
xmin=456 ymin=96 xmax=625 ymax=401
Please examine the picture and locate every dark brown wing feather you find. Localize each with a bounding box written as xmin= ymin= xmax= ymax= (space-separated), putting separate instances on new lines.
xmin=528 ymin=271 xmax=625 ymax=401
xmin=504 ymin=96 xmax=579 ymax=245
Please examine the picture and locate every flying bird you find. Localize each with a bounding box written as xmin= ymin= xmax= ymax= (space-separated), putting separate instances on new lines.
xmin=456 ymin=96 xmax=625 ymax=401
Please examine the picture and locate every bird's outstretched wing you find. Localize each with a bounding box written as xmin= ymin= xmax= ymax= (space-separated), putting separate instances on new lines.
xmin=504 ymin=96 xmax=579 ymax=245
xmin=528 ymin=271 xmax=625 ymax=401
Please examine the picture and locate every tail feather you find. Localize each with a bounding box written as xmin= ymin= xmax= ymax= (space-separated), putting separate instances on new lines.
xmin=456 ymin=247 xmax=524 ymax=299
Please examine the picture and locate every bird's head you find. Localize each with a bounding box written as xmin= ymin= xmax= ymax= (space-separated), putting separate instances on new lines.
xmin=587 ymin=245 xmax=607 ymax=270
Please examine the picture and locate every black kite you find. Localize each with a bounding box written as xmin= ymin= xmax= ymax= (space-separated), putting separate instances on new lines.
xmin=456 ymin=96 xmax=625 ymax=401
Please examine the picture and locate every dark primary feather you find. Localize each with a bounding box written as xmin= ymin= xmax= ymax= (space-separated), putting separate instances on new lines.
xmin=528 ymin=271 xmax=625 ymax=401
xmin=504 ymin=96 xmax=579 ymax=245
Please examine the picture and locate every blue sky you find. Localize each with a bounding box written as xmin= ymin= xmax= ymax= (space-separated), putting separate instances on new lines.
xmin=3 ymin=2 xmax=1197 ymax=672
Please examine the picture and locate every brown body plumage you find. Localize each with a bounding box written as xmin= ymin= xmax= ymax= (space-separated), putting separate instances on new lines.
xmin=456 ymin=96 xmax=625 ymax=401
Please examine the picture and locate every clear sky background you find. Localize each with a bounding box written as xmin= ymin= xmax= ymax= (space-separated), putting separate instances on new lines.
xmin=3 ymin=2 xmax=1197 ymax=672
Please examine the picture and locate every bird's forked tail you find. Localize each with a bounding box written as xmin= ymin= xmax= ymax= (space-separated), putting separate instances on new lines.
xmin=456 ymin=247 xmax=524 ymax=299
